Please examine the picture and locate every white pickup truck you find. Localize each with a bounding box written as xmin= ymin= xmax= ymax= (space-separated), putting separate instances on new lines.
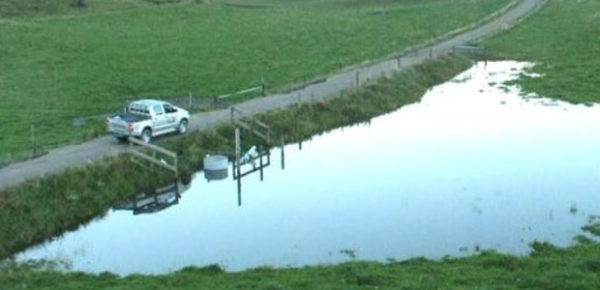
xmin=107 ymin=99 xmax=190 ymax=143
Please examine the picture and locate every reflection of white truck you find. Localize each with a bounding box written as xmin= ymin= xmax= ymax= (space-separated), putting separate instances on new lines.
xmin=107 ymin=99 xmax=190 ymax=143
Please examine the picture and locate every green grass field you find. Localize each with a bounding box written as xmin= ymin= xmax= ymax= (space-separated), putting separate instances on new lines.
xmin=0 ymin=0 xmax=510 ymax=164
xmin=4 ymin=1 xmax=600 ymax=288
xmin=7 ymin=53 xmax=600 ymax=289
xmin=485 ymin=0 xmax=600 ymax=104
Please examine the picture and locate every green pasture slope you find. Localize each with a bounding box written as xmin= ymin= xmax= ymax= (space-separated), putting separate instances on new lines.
xmin=0 ymin=0 xmax=510 ymax=164
xmin=485 ymin=0 xmax=600 ymax=104
xmin=2 ymin=54 xmax=600 ymax=289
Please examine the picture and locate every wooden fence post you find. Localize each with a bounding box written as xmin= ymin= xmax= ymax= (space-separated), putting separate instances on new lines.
xmin=484 ymin=45 xmax=488 ymax=66
xmin=280 ymin=137 xmax=285 ymax=170
xmin=127 ymin=137 xmax=178 ymax=177
xmin=235 ymin=127 xmax=242 ymax=206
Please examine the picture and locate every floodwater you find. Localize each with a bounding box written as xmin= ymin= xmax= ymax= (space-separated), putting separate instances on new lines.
xmin=16 ymin=62 xmax=600 ymax=275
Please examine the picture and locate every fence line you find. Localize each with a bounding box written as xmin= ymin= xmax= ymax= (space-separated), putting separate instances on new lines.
xmin=230 ymin=106 xmax=271 ymax=145
xmin=217 ymin=85 xmax=265 ymax=101
xmin=127 ymin=137 xmax=178 ymax=177
xmin=452 ymin=45 xmax=485 ymax=52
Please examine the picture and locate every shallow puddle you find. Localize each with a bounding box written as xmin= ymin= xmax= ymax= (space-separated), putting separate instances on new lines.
xmin=17 ymin=61 xmax=600 ymax=275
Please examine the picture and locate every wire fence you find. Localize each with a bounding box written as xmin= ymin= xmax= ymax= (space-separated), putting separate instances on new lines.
xmin=0 ymin=83 xmax=268 ymax=167
xmin=0 ymin=42 xmax=487 ymax=168
xmin=169 ymin=84 xmax=265 ymax=112
xmin=0 ymin=118 xmax=102 ymax=168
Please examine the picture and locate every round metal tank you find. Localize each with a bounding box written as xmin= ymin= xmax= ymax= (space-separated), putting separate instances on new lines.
xmin=203 ymin=155 xmax=228 ymax=181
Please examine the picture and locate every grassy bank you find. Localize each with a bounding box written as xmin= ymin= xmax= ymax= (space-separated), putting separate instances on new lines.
xmin=0 ymin=54 xmax=472 ymax=262
xmin=485 ymin=0 xmax=600 ymax=104
xmin=2 ymin=226 xmax=600 ymax=289
xmin=0 ymin=0 xmax=510 ymax=163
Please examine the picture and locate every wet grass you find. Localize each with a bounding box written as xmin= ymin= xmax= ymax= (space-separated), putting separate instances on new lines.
xmin=0 ymin=0 xmax=510 ymax=163
xmin=2 ymin=223 xmax=600 ymax=289
xmin=0 ymin=54 xmax=471 ymax=262
xmin=485 ymin=0 xmax=600 ymax=104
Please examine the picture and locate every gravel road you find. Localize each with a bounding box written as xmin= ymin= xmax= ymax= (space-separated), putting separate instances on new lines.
xmin=0 ymin=0 xmax=546 ymax=190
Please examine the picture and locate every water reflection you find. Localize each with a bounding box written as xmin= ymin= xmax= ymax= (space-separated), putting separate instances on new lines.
xmin=16 ymin=61 xmax=600 ymax=275
xmin=113 ymin=182 xmax=191 ymax=215
xmin=234 ymin=145 xmax=273 ymax=206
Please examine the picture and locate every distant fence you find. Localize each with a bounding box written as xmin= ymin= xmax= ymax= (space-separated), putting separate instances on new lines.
xmin=452 ymin=45 xmax=489 ymax=60
xmin=0 ymin=121 xmax=75 ymax=167
xmin=452 ymin=45 xmax=486 ymax=53
xmin=167 ymin=83 xmax=266 ymax=112
xmin=217 ymin=85 xmax=265 ymax=103
xmin=66 ymin=83 xmax=267 ymax=128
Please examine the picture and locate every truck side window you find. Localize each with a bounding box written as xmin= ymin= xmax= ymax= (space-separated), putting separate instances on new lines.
xmin=153 ymin=105 xmax=164 ymax=115
xmin=164 ymin=104 xmax=176 ymax=114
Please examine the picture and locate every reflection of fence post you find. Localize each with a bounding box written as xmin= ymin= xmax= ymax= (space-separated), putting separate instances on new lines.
xmin=430 ymin=47 xmax=433 ymax=58
xmin=280 ymin=137 xmax=285 ymax=170
xmin=484 ymin=45 xmax=488 ymax=66
xmin=355 ymin=71 xmax=359 ymax=87
xmin=230 ymin=107 xmax=235 ymax=124
xmin=397 ymin=56 xmax=401 ymax=69
xmin=188 ymin=92 xmax=192 ymax=109
xmin=261 ymin=77 xmax=265 ymax=96
xmin=235 ymin=127 xmax=242 ymax=206
xmin=259 ymin=146 xmax=264 ymax=181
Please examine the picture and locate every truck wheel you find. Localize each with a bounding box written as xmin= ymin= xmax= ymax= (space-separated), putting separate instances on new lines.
xmin=178 ymin=119 xmax=188 ymax=134
xmin=141 ymin=128 xmax=152 ymax=143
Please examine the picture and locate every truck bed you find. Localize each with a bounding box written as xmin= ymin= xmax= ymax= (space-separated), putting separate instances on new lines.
xmin=110 ymin=113 xmax=151 ymax=123
xmin=108 ymin=113 xmax=152 ymax=137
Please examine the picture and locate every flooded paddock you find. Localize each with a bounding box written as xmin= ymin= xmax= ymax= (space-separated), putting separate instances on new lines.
xmin=17 ymin=61 xmax=600 ymax=275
